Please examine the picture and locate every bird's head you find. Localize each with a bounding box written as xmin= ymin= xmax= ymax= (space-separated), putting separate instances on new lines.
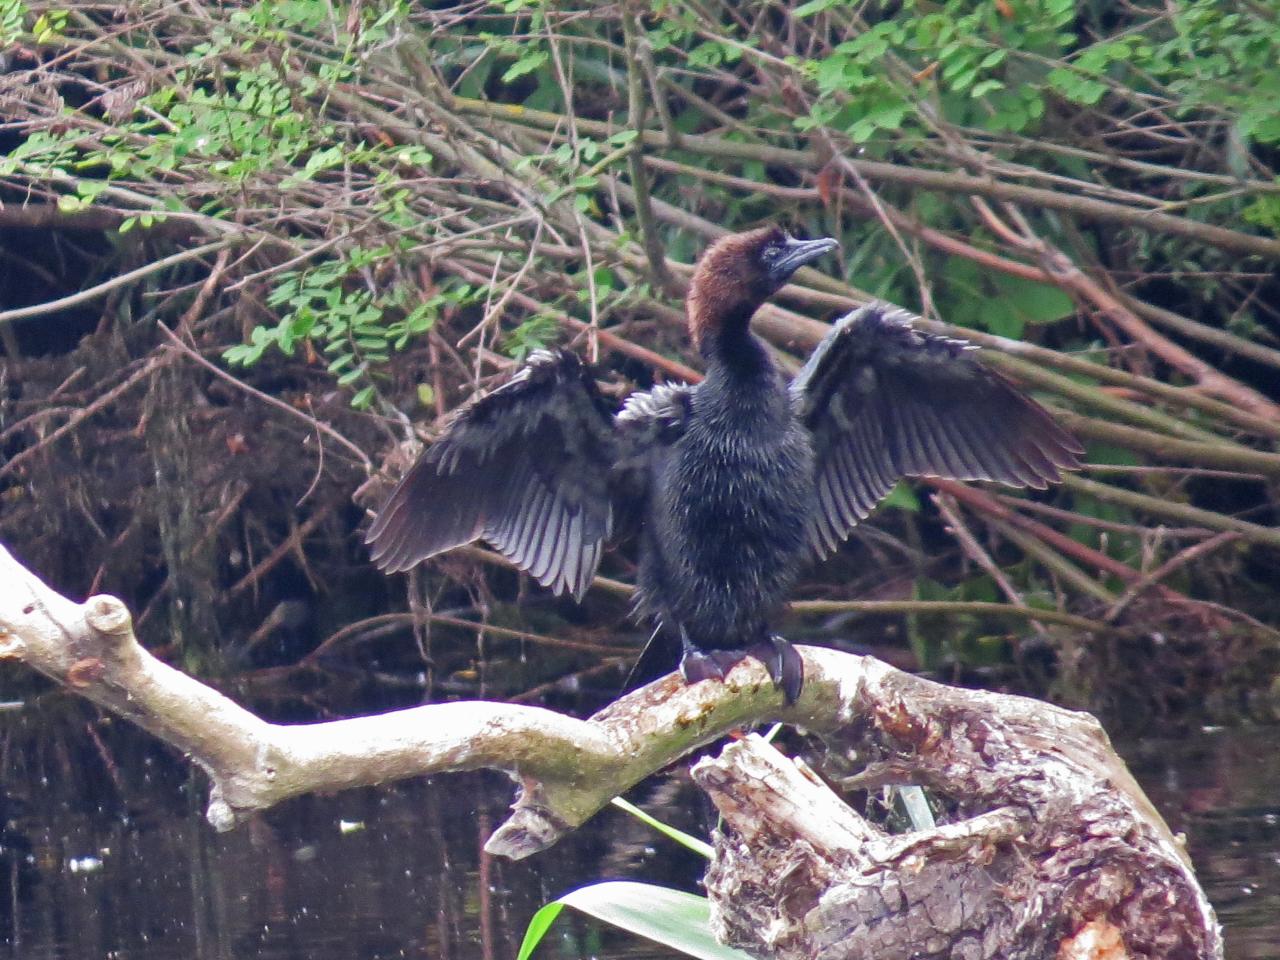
xmin=687 ymin=226 xmax=838 ymax=350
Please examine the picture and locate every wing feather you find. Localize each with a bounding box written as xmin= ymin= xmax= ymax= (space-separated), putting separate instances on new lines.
xmin=793 ymin=303 xmax=1083 ymax=558
xmin=916 ymin=406 xmax=965 ymax=477
xmin=366 ymin=350 xmax=618 ymax=599
xmin=524 ymin=485 xmax=558 ymax=571
xmin=611 ymin=382 xmax=695 ymax=535
xmin=558 ymin=510 xmax=583 ymax=597
xmin=504 ymin=483 xmax=542 ymax=568
xmin=531 ymin=500 xmax=568 ymax=583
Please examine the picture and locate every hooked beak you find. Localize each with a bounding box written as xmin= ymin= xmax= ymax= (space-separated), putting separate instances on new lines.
xmin=768 ymin=236 xmax=839 ymax=285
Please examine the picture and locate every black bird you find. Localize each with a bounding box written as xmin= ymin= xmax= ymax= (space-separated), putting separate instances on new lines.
xmin=366 ymin=227 xmax=1083 ymax=703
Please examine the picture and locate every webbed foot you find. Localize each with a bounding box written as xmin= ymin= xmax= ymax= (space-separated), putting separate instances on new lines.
xmin=679 ymin=647 xmax=750 ymax=684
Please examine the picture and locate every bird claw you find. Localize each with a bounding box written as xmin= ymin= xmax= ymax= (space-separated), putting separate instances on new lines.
xmin=748 ymin=636 xmax=804 ymax=705
xmin=679 ymin=637 xmax=804 ymax=704
xmin=680 ymin=647 xmax=748 ymax=684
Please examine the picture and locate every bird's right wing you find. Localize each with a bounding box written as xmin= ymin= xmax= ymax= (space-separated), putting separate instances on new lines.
xmin=792 ymin=303 xmax=1084 ymax=558
xmin=366 ymin=350 xmax=618 ymax=600
xmin=614 ymin=383 xmax=695 ymax=467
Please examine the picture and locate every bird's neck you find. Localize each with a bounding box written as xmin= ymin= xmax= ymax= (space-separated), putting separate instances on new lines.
xmin=694 ymin=305 xmax=790 ymax=428
xmin=694 ymin=301 xmax=772 ymax=382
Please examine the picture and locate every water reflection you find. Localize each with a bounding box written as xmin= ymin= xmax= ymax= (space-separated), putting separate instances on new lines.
xmin=1 ymin=706 xmax=1276 ymax=959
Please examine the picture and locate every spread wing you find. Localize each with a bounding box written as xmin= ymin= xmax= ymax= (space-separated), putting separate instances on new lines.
xmin=366 ymin=350 xmax=618 ymax=599
xmin=792 ymin=303 xmax=1085 ymax=558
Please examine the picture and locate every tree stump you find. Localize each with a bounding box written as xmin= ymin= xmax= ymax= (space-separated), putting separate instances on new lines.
xmin=693 ymin=670 xmax=1221 ymax=960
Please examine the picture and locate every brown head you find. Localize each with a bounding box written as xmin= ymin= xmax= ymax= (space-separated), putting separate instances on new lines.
xmin=687 ymin=226 xmax=838 ymax=351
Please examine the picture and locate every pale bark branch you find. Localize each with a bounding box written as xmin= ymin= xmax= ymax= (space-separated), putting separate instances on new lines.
xmin=0 ymin=542 xmax=830 ymax=855
xmin=0 ymin=544 xmax=1221 ymax=957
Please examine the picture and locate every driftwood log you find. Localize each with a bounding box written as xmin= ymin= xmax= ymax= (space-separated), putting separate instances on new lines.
xmin=0 ymin=544 xmax=1221 ymax=959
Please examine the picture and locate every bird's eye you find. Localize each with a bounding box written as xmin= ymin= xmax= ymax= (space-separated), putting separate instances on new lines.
xmin=762 ymin=245 xmax=781 ymax=262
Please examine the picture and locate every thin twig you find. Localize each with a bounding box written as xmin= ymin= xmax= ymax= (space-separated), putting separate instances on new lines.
xmin=932 ymin=492 xmax=1046 ymax=636
xmin=0 ymin=353 xmax=170 ymax=482
xmin=156 ymin=322 xmax=371 ymax=469
xmin=0 ymin=238 xmax=242 ymax=326
xmin=1105 ymin=533 xmax=1242 ymax=623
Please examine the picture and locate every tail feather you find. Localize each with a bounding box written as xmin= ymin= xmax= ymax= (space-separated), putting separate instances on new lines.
xmin=622 ymin=626 xmax=678 ymax=694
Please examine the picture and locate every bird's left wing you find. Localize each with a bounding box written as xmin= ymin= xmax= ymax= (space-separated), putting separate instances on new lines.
xmin=366 ymin=350 xmax=618 ymax=599
xmin=791 ymin=303 xmax=1084 ymax=558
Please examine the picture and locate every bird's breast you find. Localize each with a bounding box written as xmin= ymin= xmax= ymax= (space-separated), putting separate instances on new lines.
xmin=657 ymin=412 xmax=814 ymax=562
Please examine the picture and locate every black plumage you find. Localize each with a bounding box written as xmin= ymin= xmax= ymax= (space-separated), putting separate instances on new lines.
xmin=367 ymin=226 xmax=1084 ymax=703
xmin=366 ymin=351 xmax=616 ymax=598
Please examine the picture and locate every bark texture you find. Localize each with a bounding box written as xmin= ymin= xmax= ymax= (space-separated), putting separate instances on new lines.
xmin=693 ymin=678 xmax=1221 ymax=959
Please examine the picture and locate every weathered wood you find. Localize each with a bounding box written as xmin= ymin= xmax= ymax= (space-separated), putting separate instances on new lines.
xmin=694 ymin=682 xmax=1221 ymax=959
xmin=0 ymin=543 xmax=1221 ymax=958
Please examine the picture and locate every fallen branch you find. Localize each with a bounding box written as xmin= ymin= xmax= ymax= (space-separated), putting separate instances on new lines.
xmin=0 ymin=541 xmax=827 ymax=854
xmin=0 ymin=544 xmax=1221 ymax=957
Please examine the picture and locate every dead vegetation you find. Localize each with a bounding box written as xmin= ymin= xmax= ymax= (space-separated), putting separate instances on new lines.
xmin=1 ymin=1 xmax=1279 ymax=719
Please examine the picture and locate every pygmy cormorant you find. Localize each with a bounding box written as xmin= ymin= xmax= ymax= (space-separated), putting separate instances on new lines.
xmin=366 ymin=227 xmax=1083 ymax=703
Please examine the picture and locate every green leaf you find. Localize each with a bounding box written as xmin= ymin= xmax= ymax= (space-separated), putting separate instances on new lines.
xmin=502 ymin=48 xmax=548 ymax=83
xmin=223 ymin=343 xmax=263 ymax=366
xmin=610 ymin=798 xmax=713 ymax=858
xmin=979 ymin=49 xmax=1007 ymax=69
xmin=993 ymin=274 xmax=1075 ymax=325
xmin=516 ymin=903 xmax=566 ymax=960
xmin=792 ymin=0 xmax=840 ymax=18
xmin=76 ymin=179 xmax=108 ymax=201
xmin=1244 ymin=194 xmax=1280 ymax=234
xmin=517 ymin=882 xmax=753 ymax=960
xmin=880 ymin=482 xmax=920 ymax=513
xmin=978 ymin=303 xmax=1025 ymax=339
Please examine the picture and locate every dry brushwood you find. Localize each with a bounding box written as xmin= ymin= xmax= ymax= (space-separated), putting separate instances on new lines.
xmin=0 ymin=544 xmax=1220 ymax=959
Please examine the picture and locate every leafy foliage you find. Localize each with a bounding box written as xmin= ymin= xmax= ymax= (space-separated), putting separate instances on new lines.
xmin=516 ymin=882 xmax=751 ymax=960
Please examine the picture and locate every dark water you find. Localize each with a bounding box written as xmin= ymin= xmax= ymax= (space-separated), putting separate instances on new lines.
xmin=1 ymin=705 xmax=1276 ymax=959
xmin=1123 ymin=727 xmax=1280 ymax=960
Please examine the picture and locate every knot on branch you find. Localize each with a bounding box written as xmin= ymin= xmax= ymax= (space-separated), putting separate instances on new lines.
xmin=85 ymin=595 xmax=134 ymax=643
xmin=485 ymin=802 xmax=572 ymax=860
xmin=0 ymin=630 xmax=26 ymax=659
xmin=206 ymin=793 xmax=238 ymax=832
